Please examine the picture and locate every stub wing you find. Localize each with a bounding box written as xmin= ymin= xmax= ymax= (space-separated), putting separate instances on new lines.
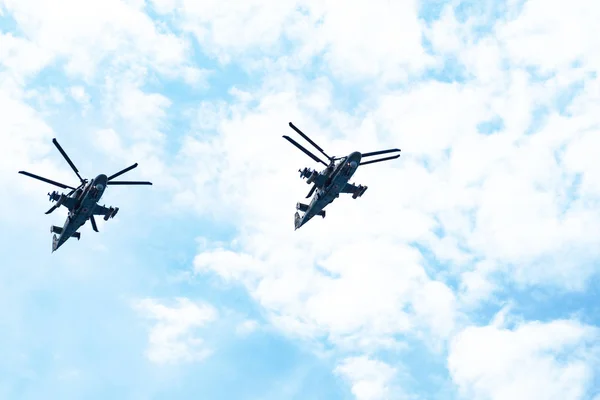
xmin=341 ymin=183 xmax=368 ymax=198
xmin=93 ymin=204 xmax=111 ymax=216
xmin=341 ymin=183 xmax=359 ymax=193
xmin=61 ymin=197 xmax=76 ymax=210
xmin=46 ymin=196 xmax=76 ymax=214
xmin=93 ymin=204 xmax=119 ymax=220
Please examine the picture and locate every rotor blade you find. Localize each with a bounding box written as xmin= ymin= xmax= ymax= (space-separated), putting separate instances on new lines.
xmin=283 ymin=134 xmax=325 ymax=165
xmin=106 ymin=181 xmax=153 ymax=185
xmin=359 ymin=154 xmax=400 ymax=166
xmin=52 ymin=138 xmax=84 ymax=183
xmin=90 ymin=215 xmax=99 ymax=232
xmin=289 ymin=122 xmax=332 ymax=161
xmin=45 ymin=204 xmax=60 ymax=214
xmin=305 ymin=184 xmax=317 ymax=199
xmin=361 ymin=148 xmax=401 ymax=157
xmin=283 ymin=136 xmax=328 ymax=166
xmin=107 ymin=163 xmax=138 ymax=181
xmin=18 ymin=171 xmax=76 ymax=190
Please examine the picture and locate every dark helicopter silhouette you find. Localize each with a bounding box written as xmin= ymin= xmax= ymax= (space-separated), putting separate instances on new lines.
xmin=19 ymin=138 xmax=152 ymax=252
xmin=283 ymin=122 xmax=401 ymax=230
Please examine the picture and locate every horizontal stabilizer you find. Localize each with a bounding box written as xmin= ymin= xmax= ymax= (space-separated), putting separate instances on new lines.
xmin=296 ymin=202 xmax=309 ymax=212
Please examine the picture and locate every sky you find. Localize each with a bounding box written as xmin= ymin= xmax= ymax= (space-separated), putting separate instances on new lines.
xmin=0 ymin=0 xmax=599 ymax=399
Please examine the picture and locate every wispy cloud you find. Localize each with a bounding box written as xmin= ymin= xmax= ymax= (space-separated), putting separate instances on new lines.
xmin=133 ymin=298 xmax=218 ymax=364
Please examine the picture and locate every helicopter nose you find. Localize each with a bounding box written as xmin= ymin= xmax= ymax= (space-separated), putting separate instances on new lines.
xmin=94 ymin=174 xmax=108 ymax=190
xmin=349 ymin=151 xmax=361 ymax=165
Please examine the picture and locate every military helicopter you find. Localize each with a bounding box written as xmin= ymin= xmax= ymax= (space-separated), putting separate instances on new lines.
xmin=283 ymin=122 xmax=401 ymax=230
xmin=18 ymin=138 xmax=152 ymax=252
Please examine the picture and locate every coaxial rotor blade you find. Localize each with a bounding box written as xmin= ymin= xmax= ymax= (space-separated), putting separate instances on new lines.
xmin=305 ymin=184 xmax=317 ymax=199
xmin=18 ymin=171 xmax=76 ymax=190
xmin=359 ymin=154 xmax=400 ymax=166
xmin=107 ymin=163 xmax=138 ymax=181
xmin=283 ymin=135 xmax=328 ymax=166
xmin=90 ymin=215 xmax=99 ymax=232
xmin=289 ymin=122 xmax=332 ymax=161
xmin=45 ymin=204 xmax=60 ymax=214
xmin=52 ymin=138 xmax=85 ymax=183
xmin=361 ymin=148 xmax=401 ymax=157
xmin=106 ymin=181 xmax=153 ymax=185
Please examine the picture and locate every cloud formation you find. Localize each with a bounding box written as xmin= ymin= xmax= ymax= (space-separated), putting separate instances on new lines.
xmin=133 ymin=298 xmax=218 ymax=364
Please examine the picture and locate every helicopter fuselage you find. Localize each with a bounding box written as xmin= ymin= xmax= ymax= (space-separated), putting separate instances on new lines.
xmin=52 ymin=174 xmax=107 ymax=252
xmin=295 ymin=151 xmax=361 ymax=230
xmin=19 ymin=136 xmax=152 ymax=252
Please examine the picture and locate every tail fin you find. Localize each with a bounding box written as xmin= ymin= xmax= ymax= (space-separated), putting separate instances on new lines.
xmin=52 ymin=234 xmax=58 ymax=252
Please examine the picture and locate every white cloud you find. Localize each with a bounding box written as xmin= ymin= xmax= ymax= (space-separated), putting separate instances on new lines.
xmin=1 ymin=0 xmax=193 ymax=80
xmin=0 ymin=32 xmax=53 ymax=80
xmin=448 ymin=317 xmax=599 ymax=400
xmin=181 ymin=66 xmax=212 ymax=87
xmin=133 ymin=297 xmax=218 ymax=364
xmin=0 ymin=86 xmax=71 ymax=212
xmin=296 ymin=0 xmax=433 ymax=83
xmin=150 ymin=0 xmax=432 ymax=82
xmin=496 ymin=0 xmax=600 ymax=73
xmin=93 ymin=73 xmax=181 ymax=192
xmin=335 ymin=356 xmax=399 ymax=400
xmin=235 ymin=319 xmax=259 ymax=336
xmin=563 ymin=124 xmax=600 ymax=199
xmin=69 ymin=86 xmax=89 ymax=105
xmin=92 ymin=128 xmax=126 ymax=161
xmin=458 ymin=261 xmax=498 ymax=306
xmin=107 ymin=79 xmax=171 ymax=134
xmin=193 ymin=217 xmax=459 ymax=352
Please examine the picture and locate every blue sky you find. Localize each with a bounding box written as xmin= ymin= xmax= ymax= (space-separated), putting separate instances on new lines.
xmin=1 ymin=0 xmax=599 ymax=399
